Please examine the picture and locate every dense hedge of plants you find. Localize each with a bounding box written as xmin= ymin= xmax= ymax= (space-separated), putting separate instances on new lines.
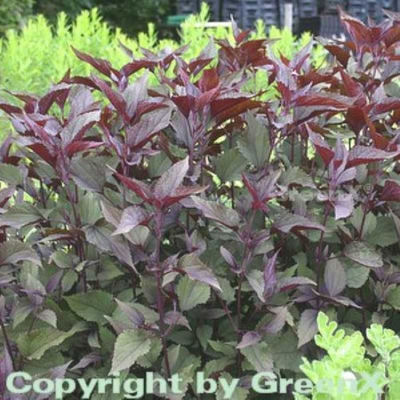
xmin=33 ymin=0 xmax=174 ymax=38
xmin=0 ymin=3 xmax=324 ymax=139
xmin=0 ymin=4 xmax=323 ymax=96
xmin=1 ymin=7 xmax=400 ymax=400
xmin=1 ymin=0 xmax=174 ymax=38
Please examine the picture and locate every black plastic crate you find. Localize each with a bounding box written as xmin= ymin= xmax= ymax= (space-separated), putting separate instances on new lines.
xmin=298 ymin=16 xmax=320 ymax=36
xmin=206 ymin=0 xmax=222 ymax=20
xmin=382 ymin=0 xmax=394 ymax=8
xmin=176 ymin=0 xmax=400 ymax=32
xmin=319 ymin=14 xmax=343 ymax=37
xmin=298 ymin=0 xmax=318 ymax=18
xmin=347 ymin=5 xmax=368 ymax=21
xmin=241 ymin=0 xmax=281 ymax=29
xmin=177 ymin=0 xmax=200 ymax=15
xmin=222 ymin=0 xmax=243 ymax=25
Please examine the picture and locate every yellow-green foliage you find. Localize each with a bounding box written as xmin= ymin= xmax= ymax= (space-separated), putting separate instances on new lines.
xmin=0 ymin=9 xmax=130 ymax=94
xmin=0 ymin=3 xmax=327 ymax=136
xmin=0 ymin=2 xmax=326 ymax=97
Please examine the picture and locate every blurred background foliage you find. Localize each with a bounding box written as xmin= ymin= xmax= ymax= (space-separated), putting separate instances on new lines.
xmin=0 ymin=0 xmax=35 ymax=34
xmin=1 ymin=0 xmax=177 ymax=37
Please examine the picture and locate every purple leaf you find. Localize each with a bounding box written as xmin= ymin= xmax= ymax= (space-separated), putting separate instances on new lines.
xmin=0 ymin=345 xmax=13 ymax=395
xmin=112 ymin=206 xmax=149 ymax=236
xmin=381 ymin=180 xmax=400 ymax=201
xmin=126 ymin=106 xmax=171 ymax=149
xmin=263 ymin=250 xmax=279 ymax=300
xmin=307 ymin=126 xmax=335 ymax=166
xmin=278 ymin=276 xmax=316 ymax=292
xmin=347 ymin=146 xmax=400 ymax=167
xmin=220 ymin=246 xmax=240 ymax=273
xmin=71 ymin=352 xmax=101 ymax=371
xmin=324 ymin=258 xmax=347 ymax=297
xmin=72 ymin=47 xmax=120 ymax=80
xmin=297 ymin=309 xmax=319 ymax=348
xmin=115 ymin=299 xmax=145 ymax=327
xmin=187 ymin=197 xmax=240 ymax=229
xmin=64 ymin=140 xmax=104 ymax=157
xmin=274 ymin=213 xmax=326 ymax=233
xmin=180 ymin=254 xmax=222 ymax=291
xmin=334 ymin=193 xmax=354 ymax=220
xmin=113 ymin=171 xmax=153 ymax=203
xmin=163 ymin=185 xmax=207 ymax=208
xmin=336 ymin=167 xmax=357 ymax=185
xmin=109 ymin=236 xmax=138 ymax=273
xmin=237 ymin=331 xmax=261 ymax=349
xmin=91 ymin=76 xmax=129 ymax=123
xmin=260 ymin=306 xmax=290 ymax=334
xmin=154 ymin=157 xmax=189 ymax=201
xmin=61 ymin=109 xmax=100 ymax=144
xmin=45 ymin=271 xmax=64 ymax=293
xmin=164 ymin=311 xmax=191 ymax=330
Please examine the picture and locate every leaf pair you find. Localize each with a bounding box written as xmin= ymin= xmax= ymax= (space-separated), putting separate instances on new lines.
xmin=114 ymin=157 xmax=206 ymax=209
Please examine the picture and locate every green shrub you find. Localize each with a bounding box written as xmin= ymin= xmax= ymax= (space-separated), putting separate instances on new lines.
xmin=0 ymin=3 xmax=325 ymax=96
xmin=0 ymin=2 xmax=325 ymax=137
xmin=296 ymin=313 xmax=400 ymax=399
xmin=0 ymin=9 xmax=132 ymax=95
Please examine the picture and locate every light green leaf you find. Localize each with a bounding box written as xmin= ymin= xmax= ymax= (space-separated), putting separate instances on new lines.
xmin=218 ymin=277 xmax=235 ymax=304
xmin=280 ymin=167 xmax=315 ymax=188
xmin=238 ymin=112 xmax=270 ymax=168
xmin=365 ymin=216 xmax=398 ymax=247
xmin=246 ymin=270 xmax=264 ymax=303
xmin=0 ymin=240 xmax=40 ymax=265
xmin=265 ymin=331 xmax=303 ymax=372
xmin=297 ymin=309 xmax=318 ymax=348
xmin=196 ymin=325 xmax=213 ymax=351
xmin=240 ymin=342 xmax=273 ymax=372
xmin=50 ymin=250 xmax=76 ymax=269
xmin=136 ymin=337 xmax=162 ymax=368
xmin=78 ymin=192 xmax=102 ymax=225
xmin=215 ymin=148 xmax=246 ymax=182
xmin=209 ymin=340 xmax=236 ymax=358
xmin=344 ymin=261 xmax=370 ymax=289
xmin=350 ymin=207 xmax=376 ymax=236
xmin=148 ymin=152 xmax=172 ymax=178
xmin=387 ymin=286 xmax=400 ymax=310
xmin=17 ymin=323 xmax=86 ymax=360
xmin=110 ymin=329 xmax=151 ymax=374
xmin=216 ymin=373 xmax=249 ymax=400
xmin=13 ymin=302 xmax=34 ymax=329
xmin=65 ymin=290 xmax=116 ymax=325
xmin=70 ymin=156 xmax=107 ymax=192
xmin=37 ymin=309 xmax=57 ymax=328
xmin=177 ymin=275 xmax=210 ymax=311
xmin=367 ymin=324 xmax=400 ymax=361
xmin=0 ymin=203 xmax=41 ymax=229
xmin=204 ymin=357 xmax=235 ymax=378
xmin=180 ymin=253 xmax=221 ymax=291
xmin=344 ymin=241 xmax=383 ymax=268
xmin=190 ymin=197 xmax=240 ymax=228
xmin=0 ymin=164 xmax=23 ymax=185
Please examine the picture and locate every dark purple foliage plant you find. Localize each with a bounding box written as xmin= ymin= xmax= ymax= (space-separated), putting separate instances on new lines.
xmin=2 ymin=9 xmax=400 ymax=400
